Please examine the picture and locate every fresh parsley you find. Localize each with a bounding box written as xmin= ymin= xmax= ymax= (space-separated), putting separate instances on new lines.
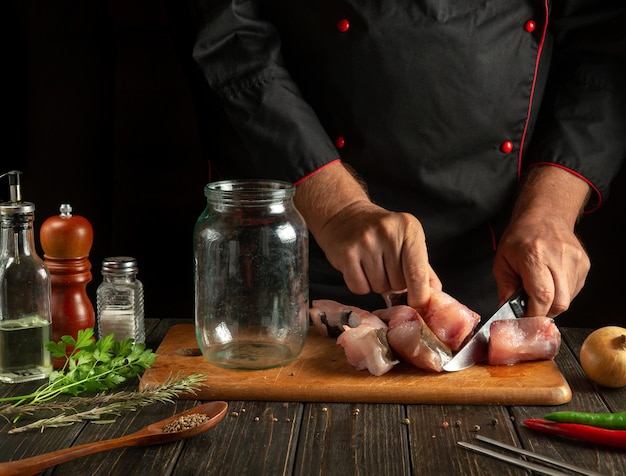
xmin=0 ymin=328 xmax=157 ymax=408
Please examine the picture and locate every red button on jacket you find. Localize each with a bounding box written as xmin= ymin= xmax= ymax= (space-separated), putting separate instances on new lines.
xmin=524 ymin=20 xmax=536 ymax=32
xmin=337 ymin=19 xmax=350 ymax=32
xmin=500 ymin=141 xmax=514 ymax=153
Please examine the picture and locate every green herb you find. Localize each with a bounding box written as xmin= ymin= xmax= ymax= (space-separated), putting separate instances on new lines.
xmin=543 ymin=411 xmax=626 ymax=430
xmin=0 ymin=328 xmax=157 ymax=409
xmin=5 ymin=373 xmax=207 ymax=433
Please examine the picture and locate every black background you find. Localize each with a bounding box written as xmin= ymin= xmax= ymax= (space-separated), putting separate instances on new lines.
xmin=4 ymin=0 xmax=625 ymax=327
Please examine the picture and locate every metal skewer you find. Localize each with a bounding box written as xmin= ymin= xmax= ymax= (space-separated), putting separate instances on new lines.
xmin=457 ymin=434 xmax=606 ymax=476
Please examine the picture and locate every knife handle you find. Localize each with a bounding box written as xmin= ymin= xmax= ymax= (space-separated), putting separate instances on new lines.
xmin=509 ymin=288 xmax=528 ymax=317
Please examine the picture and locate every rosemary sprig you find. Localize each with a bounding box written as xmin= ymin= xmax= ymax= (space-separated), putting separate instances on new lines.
xmin=6 ymin=373 xmax=207 ymax=434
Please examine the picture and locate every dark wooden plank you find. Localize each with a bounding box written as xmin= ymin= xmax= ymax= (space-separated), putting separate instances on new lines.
xmin=144 ymin=317 xmax=160 ymax=345
xmin=0 ymin=380 xmax=88 ymax=465
xmin=294 ymin=402 xmax=409 ymax=476
xmin=509 ymin=328 xmax=626 ymax=476
xmin=45 ymin=399 xmax=200 ymax=476
xmin=3 ymin=319 xmax=621 ymax=476
xmin=511 ymin=409 xmax=625 ymax=476
xmin=172 ymin=400 xmax=301 ymax=475
xmin=405 ymin=405 xmax=528 ymax=475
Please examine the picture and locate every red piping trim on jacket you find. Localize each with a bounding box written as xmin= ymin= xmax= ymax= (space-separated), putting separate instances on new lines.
xmin=529 ymin=162 xmax=602 ymax=213
xmin=518 ymin=1 xmax=550 ymax=181
xmin=294 ymin=158 xmax=341 ymax=186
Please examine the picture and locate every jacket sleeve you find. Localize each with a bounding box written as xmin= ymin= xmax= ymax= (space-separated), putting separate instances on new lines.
xmin=190 ymin=0 xmax=339 ymax=183
xmin=527 ymin=0 xmax=626 ymax=210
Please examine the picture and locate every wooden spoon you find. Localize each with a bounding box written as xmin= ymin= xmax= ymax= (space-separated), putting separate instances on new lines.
xmin=0 ymin=401 xmax=228 ymax=476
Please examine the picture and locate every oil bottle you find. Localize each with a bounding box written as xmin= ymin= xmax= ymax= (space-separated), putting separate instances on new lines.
xmin=0 ymin=170 xmax=52 ymax=383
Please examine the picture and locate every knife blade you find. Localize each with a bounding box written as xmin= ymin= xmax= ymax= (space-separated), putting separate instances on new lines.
xmin=442 ymin=288 xmax=528 ymax=372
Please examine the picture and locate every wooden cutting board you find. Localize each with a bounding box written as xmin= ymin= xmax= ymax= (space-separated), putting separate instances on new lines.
xmin=139 ymin=324 xmax=571 ymax=405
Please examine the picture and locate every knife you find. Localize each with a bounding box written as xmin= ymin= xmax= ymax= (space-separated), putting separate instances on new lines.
xmin=442 ymin=288 xmax=528 ymax=372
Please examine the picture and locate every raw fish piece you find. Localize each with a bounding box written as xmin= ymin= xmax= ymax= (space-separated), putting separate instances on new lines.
xmin=373 ymin=305 xmax=418 ymax=326
xmin=421 ymin=290 xmax=481 ymax=351
xmin=377 ymin=305 xmax=452 ymax=372
xmin=336 ymin=325 xmax=398 ymax=376
xmin=487 ymin=317 xmax=561 ymax=366
xmin=310 ymin=299 xmax=386 ymax=337
xmin=382 ymin=289 xmax=480 ymax=351
xmin=309 ymin=306 xmax=349 ymax=337
xmin=348 ymin=313 xmax=388 ymax=329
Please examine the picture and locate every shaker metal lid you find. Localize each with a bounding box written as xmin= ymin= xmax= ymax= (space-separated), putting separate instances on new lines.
xmin=102 ymin=256 xmax=138 ymax=274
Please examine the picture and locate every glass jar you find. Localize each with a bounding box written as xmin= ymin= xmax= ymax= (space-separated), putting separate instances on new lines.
xmin=194 ymin=179 xmax=309 ymax=370
xmin=0 ymin=201 xmax=52 ymax=383
xmin=96 ymin=256 xmax=145 ymax=343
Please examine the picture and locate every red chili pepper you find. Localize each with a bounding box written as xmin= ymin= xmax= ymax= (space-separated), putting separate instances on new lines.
xmin=524 ymin=419 xmax=626 ymax=449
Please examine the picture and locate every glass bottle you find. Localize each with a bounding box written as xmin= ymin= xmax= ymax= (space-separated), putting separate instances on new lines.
xmin=96 ymin=256 xmax=145 ymax=343
xmin=0 ymin=171 xmax=52 ymax=383
xmin=194 ymin=179 xmax=309 ymax=370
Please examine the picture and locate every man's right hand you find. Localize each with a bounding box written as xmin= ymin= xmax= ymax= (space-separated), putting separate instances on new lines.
xmin=294 ymin=161 xmax=441 ymax=313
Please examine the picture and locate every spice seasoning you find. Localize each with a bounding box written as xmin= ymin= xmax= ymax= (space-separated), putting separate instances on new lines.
xmin=163 ymin=413 xmax=210 ymax=433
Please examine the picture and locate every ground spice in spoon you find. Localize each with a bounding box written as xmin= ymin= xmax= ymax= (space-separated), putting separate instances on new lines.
xmin=163 ymin=413 xmax=210 ymax=433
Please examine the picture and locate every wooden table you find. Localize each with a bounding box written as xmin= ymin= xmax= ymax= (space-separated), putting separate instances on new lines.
xmin=1 ymin=318 xmax=624 ymax=475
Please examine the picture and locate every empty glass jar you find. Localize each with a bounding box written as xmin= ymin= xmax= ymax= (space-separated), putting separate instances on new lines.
xmin=194 ymin=179 xmax=309 ymax=370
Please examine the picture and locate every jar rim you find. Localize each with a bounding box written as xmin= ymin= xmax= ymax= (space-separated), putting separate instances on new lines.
xmin=204 ymin=179 xmax=294 ymax=201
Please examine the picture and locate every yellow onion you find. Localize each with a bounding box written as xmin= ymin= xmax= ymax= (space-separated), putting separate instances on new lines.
xmin=580 ymin=326 xmax=626 ymax=388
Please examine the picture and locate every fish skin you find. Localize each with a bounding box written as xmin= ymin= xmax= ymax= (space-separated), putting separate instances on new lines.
xmin=336 ymin=325 xmax=399 ymax=376
xmin=380 ymin=305 xmax=452 ymax=372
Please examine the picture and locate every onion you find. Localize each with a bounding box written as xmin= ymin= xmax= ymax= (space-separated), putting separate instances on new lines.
xmin=580 ymin=326 xmax=626 ymax=388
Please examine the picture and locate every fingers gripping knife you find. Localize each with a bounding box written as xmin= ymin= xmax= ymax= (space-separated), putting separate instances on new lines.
xmin=443 ymin=288 xmax=528 ymax=372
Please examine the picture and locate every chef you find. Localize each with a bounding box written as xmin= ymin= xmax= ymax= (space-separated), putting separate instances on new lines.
xmin=188 ymin=0 xmax=626 ymax=320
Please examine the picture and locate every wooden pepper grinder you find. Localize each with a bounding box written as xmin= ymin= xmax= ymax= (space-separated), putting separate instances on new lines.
xmin=40 ymin=203 xmax=95 ymax=368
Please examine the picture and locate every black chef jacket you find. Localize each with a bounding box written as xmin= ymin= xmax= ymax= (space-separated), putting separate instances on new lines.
xmin=189 ymin=0 xmax=626 ymax=318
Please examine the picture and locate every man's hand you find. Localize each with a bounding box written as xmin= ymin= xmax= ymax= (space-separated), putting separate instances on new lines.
xmin=316 ymin=200 xmax=442 ymax=312
xmin=295 ymin=161 xmax=440 ymax=313
xmin=493 ymin=165 xmax=592 ymax=317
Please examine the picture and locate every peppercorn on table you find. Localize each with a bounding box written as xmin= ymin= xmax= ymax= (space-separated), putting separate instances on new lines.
xmin=0 ymin=318 xmax=624 ymax=476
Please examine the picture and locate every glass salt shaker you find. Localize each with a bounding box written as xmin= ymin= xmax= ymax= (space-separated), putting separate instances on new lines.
xmin=0 ymin=170 xmax=52 ymax=383
xmin=194 ymin=179 xmax=309 ymax=370
xmin=96 ymin=256 xmax=145 ymax=343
